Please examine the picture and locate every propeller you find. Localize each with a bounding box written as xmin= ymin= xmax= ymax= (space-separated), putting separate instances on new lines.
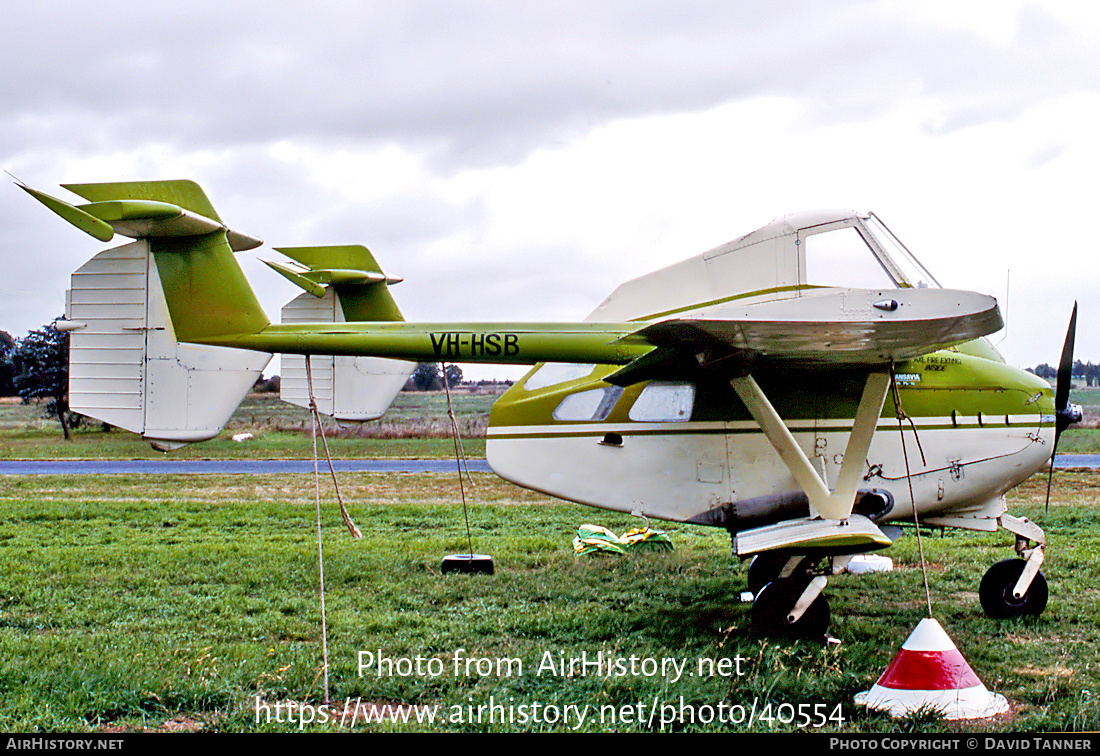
xmin=1045 ymin=302 xmax=1083 ymax=511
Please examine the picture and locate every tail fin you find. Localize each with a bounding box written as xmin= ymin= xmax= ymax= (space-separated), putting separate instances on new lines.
xmin=267 ymin=245 xmax=413 ymax=421
xmin=28 ymin=180 xmax=272 ymax=449
xmin=27 ymin=181 xmax=412 ymax=444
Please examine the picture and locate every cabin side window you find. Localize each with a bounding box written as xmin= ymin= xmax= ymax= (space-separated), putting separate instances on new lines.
xmin=628 ymin=382 xmax=695 ymax=422
xmin=552 ymin=386 xmax=624 ymax=421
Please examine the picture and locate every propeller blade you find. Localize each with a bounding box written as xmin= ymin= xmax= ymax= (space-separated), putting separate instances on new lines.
xmin=1046 ymin=302 xmax=1079 ymax=512
xmin=1044 ymin=454 xmax=1056 ymax=513
xmin=1055 ymin=302 xmax=1077 ymax=424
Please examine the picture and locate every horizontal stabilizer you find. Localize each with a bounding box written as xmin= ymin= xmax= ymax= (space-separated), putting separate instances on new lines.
xmin=21 ymin=180 xmax=261 ymax=250
xmin=18 ymin=184 xmax=115 ymax=241
xmin=274 ymin=245 xmax=400 ymax=281
xmin=263 ymin=259 xmax=326 ymax=297
xmin=271 ymin=245 xmax=404 ymax=322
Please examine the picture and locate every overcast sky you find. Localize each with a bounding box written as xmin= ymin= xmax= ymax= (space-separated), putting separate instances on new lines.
xmin=3 ymin=1 xmax=1098 ymax=379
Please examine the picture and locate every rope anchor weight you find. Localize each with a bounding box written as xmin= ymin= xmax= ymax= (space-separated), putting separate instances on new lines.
xmin=439 ymin=362 xmax=494 ymax=575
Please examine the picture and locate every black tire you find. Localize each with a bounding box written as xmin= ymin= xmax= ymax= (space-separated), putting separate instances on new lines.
xmin=979 ymin=559 xmax=1047 ymax=619
xmin=751 ymin=577 xmax=830 ymax=639
xmin=747 ymin=552 xmax=807 ymax=594
xmin=747 ymin=553 xmax=788 ymax=594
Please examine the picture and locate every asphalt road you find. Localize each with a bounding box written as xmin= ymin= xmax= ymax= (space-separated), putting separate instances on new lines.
xmin=0 ymin=457 xmax=1094 ymax=475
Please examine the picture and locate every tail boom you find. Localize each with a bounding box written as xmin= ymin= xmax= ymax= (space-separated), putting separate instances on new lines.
xmin=192 ymin=322 xmax=650 ymax=366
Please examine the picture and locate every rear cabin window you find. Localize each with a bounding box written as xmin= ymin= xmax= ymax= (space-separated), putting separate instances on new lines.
xmin=628 ymin=382 xmax=695 ymax=422
xmin=552 ymin=386 xmax=624 ymax=422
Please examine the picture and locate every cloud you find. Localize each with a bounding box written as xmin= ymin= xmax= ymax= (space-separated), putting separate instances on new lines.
xmin=4 ymin=2 xmax=1094 ymax=169
xmin=2 ymin=0 xmax=1098 ymax=375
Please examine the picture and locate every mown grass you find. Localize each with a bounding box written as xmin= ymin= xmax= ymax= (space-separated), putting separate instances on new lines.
xmin=0 ymin=392 xmax=495 ymax=460
xmin=0 ymin=471 xmax=1097 ymax=733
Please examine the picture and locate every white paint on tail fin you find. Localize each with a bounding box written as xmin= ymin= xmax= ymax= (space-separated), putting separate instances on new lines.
xmin=280 ymin=290 xmax=413 ymax=422
xmin=65 ymin=240 xmax=271 ymax=449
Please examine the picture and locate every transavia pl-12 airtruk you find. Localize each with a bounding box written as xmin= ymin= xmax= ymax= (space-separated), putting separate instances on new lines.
xmin=19 ymin=179 xmax=1083 ymax=638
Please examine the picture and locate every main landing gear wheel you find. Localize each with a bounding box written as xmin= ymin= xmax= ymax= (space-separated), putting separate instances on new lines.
xmin=747 ymin=553 xmax=790 ymax=595
xmin=979 ymin=559 xmax=1048 ymax=619
xmin=746 ymin=552 xmax=813 ymax=595
xmin=751 ymin=577 xmax=830 ymax=640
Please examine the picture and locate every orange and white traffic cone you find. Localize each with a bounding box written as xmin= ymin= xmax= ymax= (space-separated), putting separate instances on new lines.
xmin=855 ymin=618 xmax=1009 ymax=720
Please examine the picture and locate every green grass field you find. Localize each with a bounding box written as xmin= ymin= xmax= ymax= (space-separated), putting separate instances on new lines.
xmin=0 ymin=470 xmax=1097 ymax=733
xmin=1057 ymin=388 xmax=1100 ymax=453
xmin=1 ymin=389 xmax=1098 ymax=732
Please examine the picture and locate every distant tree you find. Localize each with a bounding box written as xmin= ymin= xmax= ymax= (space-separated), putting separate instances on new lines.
xmin=13 ymin=322 xmax=79 ymax=439
xmin=1032 ymin=363 xmax=1057 ymax=381
xmin=412 ymin=362 xmax=440 ymax=391
xmin=443 ymin=364 xmax=463 ymax=389
xmin=0 ymin=330 xmax=15 ymax=397
xmin=252 ymin=374 xmax=281 ymax=394
xmin=1075 ymin=360 xmax=1100 ymax=387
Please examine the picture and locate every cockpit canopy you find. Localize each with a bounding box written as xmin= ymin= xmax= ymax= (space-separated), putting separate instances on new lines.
xmin=586 ymin=210 xmax=940 ymax=323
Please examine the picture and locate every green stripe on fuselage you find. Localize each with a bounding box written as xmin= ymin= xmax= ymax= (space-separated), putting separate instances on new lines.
xmin=488 ymin=350 xmax=1054 ymax=429
xmin=631 ymin=284 xmax=815 ymax=321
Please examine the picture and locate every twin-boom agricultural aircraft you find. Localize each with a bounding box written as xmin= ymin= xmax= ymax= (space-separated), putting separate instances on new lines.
xmin=19 ymin=179 xmax=1083 ymax=638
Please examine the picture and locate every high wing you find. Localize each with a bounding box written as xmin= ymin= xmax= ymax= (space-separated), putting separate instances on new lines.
xmin=631 ymin=288 xmax=1001 ymax=365
xmin=607 ymin=287 xmax=1000 ymax=385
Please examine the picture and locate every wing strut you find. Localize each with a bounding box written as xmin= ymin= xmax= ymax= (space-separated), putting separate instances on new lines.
xmin=730 ymin=372 xmax=891 ymax=521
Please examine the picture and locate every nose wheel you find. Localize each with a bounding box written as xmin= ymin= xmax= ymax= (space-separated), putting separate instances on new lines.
xmin=746 ymin=552 xmax=814 ymax=594
xmin=979 ymin=558 xmax=1048 ymax=619
xmin=982 ymin=515 xmax=1049 ymax=620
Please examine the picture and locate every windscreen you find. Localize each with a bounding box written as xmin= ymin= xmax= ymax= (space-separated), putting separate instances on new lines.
xmin=863 ymin=214 xmax=941 ymax=289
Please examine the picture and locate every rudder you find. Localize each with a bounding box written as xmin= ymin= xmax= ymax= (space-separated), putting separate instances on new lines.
xmin=63 ymin=239 xmax=271 ymax=449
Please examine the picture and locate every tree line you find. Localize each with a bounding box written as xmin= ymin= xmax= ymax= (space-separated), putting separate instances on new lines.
xmin=1028 ymin=361 xmax=1100 ymax=386
xmin=408 ymin=362 xmax=464 ymax=391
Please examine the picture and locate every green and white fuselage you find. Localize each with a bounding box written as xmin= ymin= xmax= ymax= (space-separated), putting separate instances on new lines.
xmin=486 ymin=349 xmax=1054 ymax=532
